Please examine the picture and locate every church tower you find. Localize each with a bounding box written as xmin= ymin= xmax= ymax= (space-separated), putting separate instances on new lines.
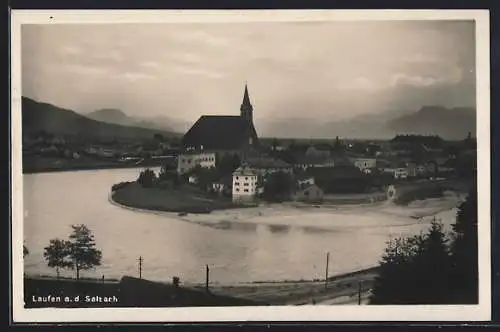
xmin=240 ymin=83 xmax=253 ymax=124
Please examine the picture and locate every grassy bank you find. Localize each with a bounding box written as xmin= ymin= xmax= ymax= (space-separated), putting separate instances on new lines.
xmin=393 ymin=179 xmax=472 ymax=206
xmin=112 ymin=182 xmax=249 ymax=214
xmin=24 ymin=275 xmax=262 ymax=308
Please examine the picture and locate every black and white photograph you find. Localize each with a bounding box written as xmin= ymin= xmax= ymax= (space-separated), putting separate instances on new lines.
xmin=10 ymin=9 xmax=491 ymax=322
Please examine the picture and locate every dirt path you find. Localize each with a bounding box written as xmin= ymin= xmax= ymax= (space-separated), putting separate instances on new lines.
xmin=188 ymin=269 xmax=378 ymax=305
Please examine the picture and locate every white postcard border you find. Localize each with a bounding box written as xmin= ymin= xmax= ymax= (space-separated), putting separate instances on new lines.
xmin=10 ymin=9 xmax=491 ymax=322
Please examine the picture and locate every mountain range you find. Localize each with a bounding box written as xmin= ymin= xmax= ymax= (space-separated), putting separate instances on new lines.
xmin=84 ymin=108 xmax=191 ymax=134
xmin=21 ymin=97 xmax=179 ymax=141
xmin=20 ymin=97 xmax=476 ymax=141
xmin=257 ymin=106 xmax=475 ymax=140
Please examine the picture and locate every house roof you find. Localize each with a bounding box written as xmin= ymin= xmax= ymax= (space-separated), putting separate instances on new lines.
xmin=246 ymin=157 xmax=291 ymax=169
xmin=182 ymin=115 xmax=257 ymax=151
xmin=306 ymin=165 xmax=365 ymax=179
xmin=294 ymin=154 xmax=329 ymax=165
xmin=233 ymin=166 xmax=258 ymax=176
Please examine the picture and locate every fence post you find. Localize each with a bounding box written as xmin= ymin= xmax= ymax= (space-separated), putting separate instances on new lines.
xmin=325 ymin=252 xmax=330 ymax=289
xmin=205 ymin=264 xmax=210 ymax=293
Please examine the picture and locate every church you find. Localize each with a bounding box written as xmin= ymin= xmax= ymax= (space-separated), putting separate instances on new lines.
xmin=181 ymin=84 xmax=260 ymax=157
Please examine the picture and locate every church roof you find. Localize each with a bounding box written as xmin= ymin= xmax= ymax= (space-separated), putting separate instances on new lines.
xmin=182 ymin=115 xmax=254 ymax=151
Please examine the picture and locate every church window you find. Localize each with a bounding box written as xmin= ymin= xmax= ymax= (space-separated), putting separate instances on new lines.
xmin=236 ymin=188 xmax=240 ymax=192
xmin=245 ymin=177 xmax=248 ymax=180
xmin=244 ymin=189 xmax=249 ymax=192
xmin=244 ymin=183 xmax=249 ymax=186
xmin=236 ymin=176 xmax=239 ymax=180
xmin=235 ymin=182 xmax=240 ymax=186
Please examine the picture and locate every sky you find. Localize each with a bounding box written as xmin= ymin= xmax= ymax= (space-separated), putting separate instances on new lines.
xmin=21 ymin=20 xmax=476 ymax=129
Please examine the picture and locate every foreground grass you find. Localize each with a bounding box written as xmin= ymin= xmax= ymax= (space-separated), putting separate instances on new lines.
xmin=24 ymin=275 xmax=263 ymax=308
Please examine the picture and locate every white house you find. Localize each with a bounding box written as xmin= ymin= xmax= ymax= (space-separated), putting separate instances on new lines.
xmin=296 ymin=174 xmax=315 ymax=189
xmin=232 ymin=166 xmax=258 ymax=203
xmin=294 ymin=155 xmax=335 ymax=171
xmin=177 ymin=151 xmax=217 ymax=175
xmin=351 ymin=158 xmax=377 ymax=174
xmin=383 ymin=167 xmax=408 ymax=179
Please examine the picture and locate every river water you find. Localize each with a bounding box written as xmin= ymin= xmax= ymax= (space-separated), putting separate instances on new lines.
xmin=23 ymin=167 xmax=463 ymax=284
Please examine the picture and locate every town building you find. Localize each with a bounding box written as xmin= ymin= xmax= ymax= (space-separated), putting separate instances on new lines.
xmin=382 ymin=165 xmax=409 ymax=179
xmin=306 ymin=165 xmax=370 ymax=194
xmin=350 ymin=157 xmax=377 ymax=174
xmin=245 ymin=156 xmax=293 ymax=178
xmin=232 ymin=166 xmax=258 ymax=203
xmin=305 ymin=144 xmax=332 ymax=158
xmin=182 ymin=84 xmax=260 ymax=158
xmin=293 ymin=155 xmax=336 ymax=171
xmin=211 ymin=175 xmax=233 ymax=196
xmin=295 ymin=173 xmax=315 ymax=190
xmin=295 ymin=184 xmax=324 ymax=203
xmin=177 ymin=150 xmax=216 ymax=175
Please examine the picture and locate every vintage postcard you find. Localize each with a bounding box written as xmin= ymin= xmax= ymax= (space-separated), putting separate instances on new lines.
xmin=10 ymin=9 xmax=491 ymax=322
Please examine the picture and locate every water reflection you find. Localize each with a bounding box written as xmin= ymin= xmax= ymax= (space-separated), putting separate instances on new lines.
xmin=22 ymin=168 xmax=458 ymax=283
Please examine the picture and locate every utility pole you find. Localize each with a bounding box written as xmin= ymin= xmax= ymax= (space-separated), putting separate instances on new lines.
xmin=205 ymin=264 xmax=210 ymax=293
xmin=358 ymin=280 xmax=362 ymax=305
xmin=325 ymin=252 xmax=330 ymax=290
xmin=138 ymin=256 xmax=143 ymax=279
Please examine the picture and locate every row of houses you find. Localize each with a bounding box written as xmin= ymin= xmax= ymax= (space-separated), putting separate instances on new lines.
xmin=175 ymin=148 xmax=458 ymax=204
xmin=176 ymin=149 xmax=451 ymax=180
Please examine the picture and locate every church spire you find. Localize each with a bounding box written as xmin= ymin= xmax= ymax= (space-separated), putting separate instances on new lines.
xmin=240 ymin=83 xmax=253 ymax=122
xmin=242 ymin=83 xmax=251 ymax=107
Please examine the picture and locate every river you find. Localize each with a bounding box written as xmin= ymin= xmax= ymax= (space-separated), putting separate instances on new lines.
xmin=22 ymin=167 xmax=463 ymax=284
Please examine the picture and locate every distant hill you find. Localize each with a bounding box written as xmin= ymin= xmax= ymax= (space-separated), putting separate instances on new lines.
xmin=257 ymin=106 xmax=475 ymax=140
xmin=21 ymin=97 xmax=179 ymax=141
xmin=387 ymin=106 xmax=476 ymax=140
xmin=86 ymin=109 xmax=190 ymax=133
xmin=257 ymin=109 xmax=414 ymax=140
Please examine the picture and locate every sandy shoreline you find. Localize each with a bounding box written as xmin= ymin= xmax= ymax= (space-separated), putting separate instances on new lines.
xmin=107 ymin=189 xmax=464 ymax=305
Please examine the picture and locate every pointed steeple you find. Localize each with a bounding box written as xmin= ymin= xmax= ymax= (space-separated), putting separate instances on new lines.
xmin=242 ymin=83 xmax=251 ymax=107
xmin=240 ymin=83 xmax=253 ymax=122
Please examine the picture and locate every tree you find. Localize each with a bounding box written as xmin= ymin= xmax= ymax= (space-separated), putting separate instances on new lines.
xmin=216 ymin=153 xmax=241 ymax=177
xmin=370 ymin=220 xmax=453 ymax=304
xmin=67 ymin=224 xmax=102 ymax=280
xmin=263 ymin=171 xmax=294 ymax=202
xmin=43 ymin=239 xmax=72 ymax=279
xmin=137 ymin=168 xmax=157 ymax=188
xmin=23 ymin=245 xmax=29 ymax=258
xmin=449 ymin=188 xmax=478 ymax=303
xmin=153 ymin=133 xmax=164 ymax=142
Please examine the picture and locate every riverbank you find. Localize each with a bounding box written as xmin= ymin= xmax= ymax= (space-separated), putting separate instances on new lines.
xmin=393 ymin=178 xmax=472 ymax=206
xmin=22 ymin=155 xmax=168 ymax=174
xmin=24 ymin=265 xmax=380 ymax=307
xmin=111 ymin=182 xmax=253 ymax=214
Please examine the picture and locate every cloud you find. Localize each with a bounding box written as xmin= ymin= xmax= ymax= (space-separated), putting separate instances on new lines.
xmin=336 ymin=77 xmax=382 ymax=91
xmin=116 ymin=72 xmax=157 ymax=82
xmin=62 ymin=63 xmax=110 ymax=76
xmin=92 ymin=50 xmax=123 ymax=62
xmin=140 ymin=61 xmax=161 ymax=68
xmin=391 ymin=65 xmax=463 ymax=88
xmin=172 ymin=65 xmax=224 ymax=79
xmin=402 ymin=53 xmax=442 ymax=64
xmin=59 ymin=46 xmax=82 ymax=56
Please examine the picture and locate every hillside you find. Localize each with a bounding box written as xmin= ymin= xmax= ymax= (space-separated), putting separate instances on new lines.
xmin=387 ymin=106 xmax=476 ymax=140
xmin=21 ymin=97 xmax=179 ymax=141
xmin=86 ymin=109 xmax=190 ymax=133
